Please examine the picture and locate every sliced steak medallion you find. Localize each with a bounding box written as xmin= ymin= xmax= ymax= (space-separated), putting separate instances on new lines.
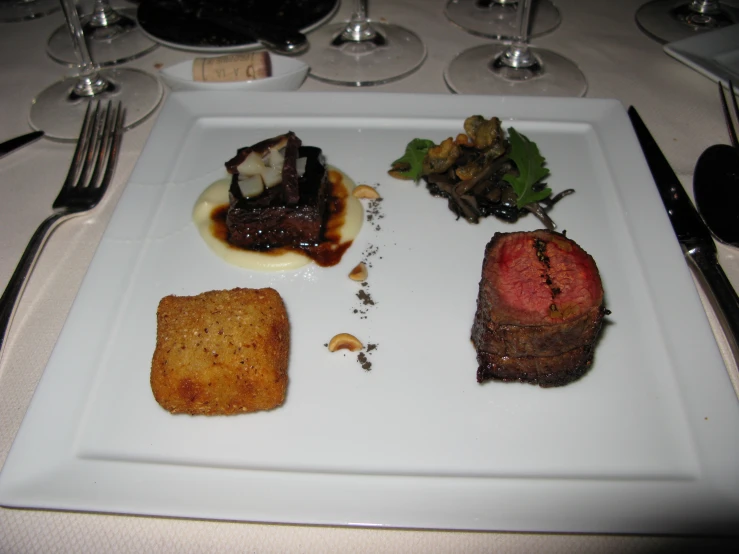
xmin=471 ymin=230 xmax=606 ymax=387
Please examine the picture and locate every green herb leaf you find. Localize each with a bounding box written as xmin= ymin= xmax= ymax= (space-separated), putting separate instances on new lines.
xmin=388 ymin=138 xmax=436 ymax=181
xmin=502 ymin=128 xmax=551 ymax=208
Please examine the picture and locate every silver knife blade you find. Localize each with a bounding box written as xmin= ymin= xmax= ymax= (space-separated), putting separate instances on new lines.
xmin=628 ymin=107 xmax=714 ymax=248
xmin=628 ymin=106 xmax=739 ymax=367
xmin=0 ymin=130 xmax=44 ymax=159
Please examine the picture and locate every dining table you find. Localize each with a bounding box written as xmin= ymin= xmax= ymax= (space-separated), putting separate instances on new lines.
xmin=2 ymin=0 xmax=739 ymax=551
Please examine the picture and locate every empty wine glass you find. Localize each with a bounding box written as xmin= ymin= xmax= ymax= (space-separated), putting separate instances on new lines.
xmin=444 ymin=0 xmax=586 ymax=96
xmin=0 ymin=0 xmax=59 ymax=22
xmin=30 ymin=0 xmax=163 ymax=140
xmin=47 ymin=0 xmax=157 ymax=67
xmin=445 ymin=0 xmax=561 ymax=40
xmin=636 ymin=0 xmax=739 ymax=44
xmin=299 ymin=0 xmax=426 ymax=86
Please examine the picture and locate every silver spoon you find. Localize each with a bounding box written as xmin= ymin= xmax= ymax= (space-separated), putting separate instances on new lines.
xmin=693 ymin=81 xmax=739 ymax=247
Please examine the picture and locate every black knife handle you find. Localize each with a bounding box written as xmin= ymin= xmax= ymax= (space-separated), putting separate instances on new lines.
xmin=0 ymin=130 xmax=44 ymax=159
xmin=687 ymin=244 xmax=739 ymax=362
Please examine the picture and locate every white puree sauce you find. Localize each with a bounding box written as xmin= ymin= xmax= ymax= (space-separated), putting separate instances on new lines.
xmin=192 ymin=167 xmax=363 ymax=271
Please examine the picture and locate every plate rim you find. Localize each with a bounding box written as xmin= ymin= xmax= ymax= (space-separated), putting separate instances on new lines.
xmin=2 ymin=91 xmax=739 ymax=535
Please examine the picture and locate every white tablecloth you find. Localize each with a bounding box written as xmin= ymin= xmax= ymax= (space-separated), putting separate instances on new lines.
xmin=1 ymin=0 xmax=739 ymax=551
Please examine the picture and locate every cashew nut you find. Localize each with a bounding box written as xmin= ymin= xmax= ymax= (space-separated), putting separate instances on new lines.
xmin=352 ymin=184 xmax=381 ymax=199
xmin=328 ymin=333 xmax=363 ymax=352
xmin=348 ymin=262 xmax=368 ymax=281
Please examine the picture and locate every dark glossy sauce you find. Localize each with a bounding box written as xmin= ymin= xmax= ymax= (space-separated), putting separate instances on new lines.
xmin=210 ymin=169 xmax=354 ymax=267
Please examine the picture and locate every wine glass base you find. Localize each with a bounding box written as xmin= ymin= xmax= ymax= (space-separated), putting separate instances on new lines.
xmin=636 ymin=0 xmax=739 ymax=44
xmin=30 ymin=68 xmax=164 ymax=141
xmin=0 ymin=0 xmax=59 ymax=22
xmin=300 ymin=21 xmax=426 ymax=86
xmin=445 ymin=0 xmax=561 ymax=39
xmin=47 ymin=8 xmax=158 ymax=67
xmin=444 ymin=44 xmax=587 ymax=97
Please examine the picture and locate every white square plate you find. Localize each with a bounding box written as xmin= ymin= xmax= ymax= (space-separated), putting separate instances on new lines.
xmin=1 ymin=92 xmax=738 ymax=534
xmin=665 ymin=24 xmax=739 ymax=85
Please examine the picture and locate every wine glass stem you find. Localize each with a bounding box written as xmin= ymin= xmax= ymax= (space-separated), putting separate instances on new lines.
xmin=89 ymin=0 xmax=122 ymax=28
xmin=59 ymin=0 xmax=108 ymax=97
xmin=342 ymin=0 xmax=377 ymax=42
xmin=499 ymin=0 xmax=536 ymax=69
xmin=690 ymin=1 xmax=721 ymax=15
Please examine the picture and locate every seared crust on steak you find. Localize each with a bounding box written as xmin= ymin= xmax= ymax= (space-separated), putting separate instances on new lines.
xmin=476 ymin=344 xmax=595 ymax=387
xmin=472 ymin=230 xmax=606 ymax=387
xmin=472 ymin=305 xmax=605 ymax=358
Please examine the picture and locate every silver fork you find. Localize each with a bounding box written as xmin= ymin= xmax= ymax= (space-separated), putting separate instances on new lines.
xmin=0 ymin=101 xmax=125 ymax=357
xmin=719 ymin=80 xmax=739 ymax=148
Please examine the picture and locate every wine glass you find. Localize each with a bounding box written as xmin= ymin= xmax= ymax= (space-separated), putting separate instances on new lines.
xmin=298 ymin=0 xmax=426 ymax=86
xmin=636 ymin=0 xmax=739 ymax=44
xmin=445 ymin=0 xmax=561 ymax=40
xmin=30 ymin=0 xmax=163 ymax=141
xmin=0 ymin=0 xmax=59 ymax=22
xmin=444 ymin=0 xmax=586 ymax=96
xmin=47 ymin=0 xmax=157 ymax=67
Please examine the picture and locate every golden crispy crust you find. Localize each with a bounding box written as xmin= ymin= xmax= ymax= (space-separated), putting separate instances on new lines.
xmin=150 ymin=287 xmax=289 ymax=415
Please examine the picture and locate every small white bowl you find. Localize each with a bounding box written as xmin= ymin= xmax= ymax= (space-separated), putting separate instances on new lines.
xmin=160 ymin=55 xmax=309 ymax=92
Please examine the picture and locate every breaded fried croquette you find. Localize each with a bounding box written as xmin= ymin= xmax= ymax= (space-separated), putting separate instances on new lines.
xmin=150 ymin=287 xmax=289 ymax=415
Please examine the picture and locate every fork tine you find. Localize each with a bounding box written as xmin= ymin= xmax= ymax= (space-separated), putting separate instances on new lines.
xmin=729 ymin=81 xmax=739 ymax=147
xmin=73 ymin=101 xmax=106 ymax=191
xmin=60 ymin=101 xmax=98 ymax=192
xmin=87 ymin=102 xmax=116 ymax=190
xmin=98 ymin=102 xmax=125 ymax=196
xmin=719 ymin=81 xmax=739 ymax=148
xmin=52 ymin=100 xmax=124 ymax=211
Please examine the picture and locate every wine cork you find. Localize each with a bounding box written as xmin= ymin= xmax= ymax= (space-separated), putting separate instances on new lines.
xmin=192 ymin=52 xmax=272 ymax=83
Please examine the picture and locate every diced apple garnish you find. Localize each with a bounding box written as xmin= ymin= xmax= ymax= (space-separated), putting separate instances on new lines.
xmin=272 ymin=136 xmax=289 ymax=152
xmin=236 ymin=151 xmax=265 ymax=176
xmin=237 ymin=174 xmax=265 ymax=197
xmin=268 ymin=147 xmax=285 ymax=171
xmin=260 ymin=166 xmax=282 ymax=188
